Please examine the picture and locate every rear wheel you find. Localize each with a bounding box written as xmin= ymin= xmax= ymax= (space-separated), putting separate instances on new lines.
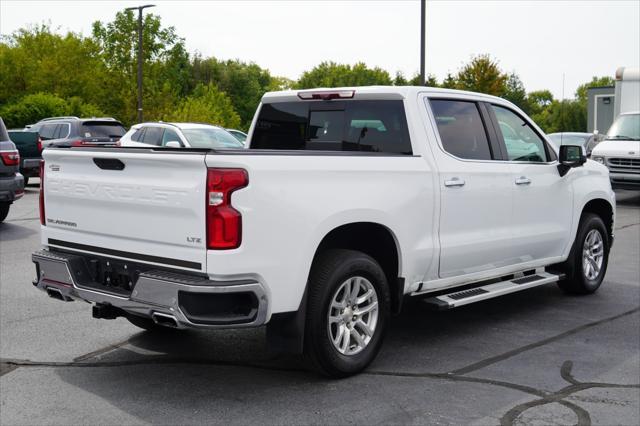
xmin=23 ymin=176 xmax=29 ymax=186
xmin=557 ymin=213 xmax=610 ymax=294
xmin=304 ymin=249 xmax=390 ymax=377
xmin=0 ymin=203 xmax=10 ymax=223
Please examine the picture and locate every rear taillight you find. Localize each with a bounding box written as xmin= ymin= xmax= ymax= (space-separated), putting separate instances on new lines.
xmin=206 ymin=168 xmax=248 ymax=250
xmin=39 ymin=160 xmax=45 ymax=226
xmin=0 ymin=150 xmax=20 ymax=166
xmin=71 ymin=140 xmax=85 ymax=147
xmin=37 ymin=137 xmax=43 ymax=152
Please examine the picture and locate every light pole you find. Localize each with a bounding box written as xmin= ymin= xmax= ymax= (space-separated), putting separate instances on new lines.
xmin=420 ymin=0 xmax=426 ymax=86
xmin=125 ymin=4 xmax=155 ymax=123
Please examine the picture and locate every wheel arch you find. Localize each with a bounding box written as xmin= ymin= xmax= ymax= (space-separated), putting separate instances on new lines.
xmin=581 ymin=198 xmax=614 ymax=243
xmin=310 ymin=221 xmax=403 ymax=314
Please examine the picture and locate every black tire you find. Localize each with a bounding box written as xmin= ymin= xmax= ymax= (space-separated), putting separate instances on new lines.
xmin=0 ymin=203 xmax=10 ymax=223
xmin=304 ymin=249 xmax=390 ymax=378
xmin=126 ymin=314 xmax=177 ymax=332
xmin=557 ymin=213 xmax=610 ymax=294
xmin=23 ymin=176 xmax=29 ymax=186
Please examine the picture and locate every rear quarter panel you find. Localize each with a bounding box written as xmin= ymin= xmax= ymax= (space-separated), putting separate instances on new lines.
xmin=204 ymin=153 xmax=437 ymax=313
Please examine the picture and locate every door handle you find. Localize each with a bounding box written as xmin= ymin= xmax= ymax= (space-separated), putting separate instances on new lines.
xmin=444 ymin=177 xmax=466 ymax=187
xmin=515 ymin=176 xmax=531 ymax=185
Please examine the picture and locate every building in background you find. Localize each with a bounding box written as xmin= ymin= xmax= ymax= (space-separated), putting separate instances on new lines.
xmin=587 ymin=86 xmax=615 ymax=134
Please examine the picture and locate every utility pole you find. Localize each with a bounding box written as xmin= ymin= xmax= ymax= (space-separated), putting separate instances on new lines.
xmin=420 ymin=0 xmax=426 ymax=86
xmin=125 ymin=4 xmax=155 ymax=123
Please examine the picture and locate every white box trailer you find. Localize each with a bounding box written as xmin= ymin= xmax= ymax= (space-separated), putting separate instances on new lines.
xmin=614 ymin=67 xmax=640 ymax=117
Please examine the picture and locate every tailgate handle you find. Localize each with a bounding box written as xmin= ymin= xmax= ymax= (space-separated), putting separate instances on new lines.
xmin=93 ymin=158 xmax=125 ymax=171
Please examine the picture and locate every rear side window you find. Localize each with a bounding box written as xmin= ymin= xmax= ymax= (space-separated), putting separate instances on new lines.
xmin=38 ymin=124 xmax=57 ymax=140
xmin=429 ymin=100 xmax=492 ymax=160
xmin=251 ymin=100 xmax=412 ymax=154
xmin=53 ymin=123 xmax=70 ymax=139
xmin=141 ymin=127 xmax=163 ymax=146
xmin=81 ymin=122 xmax=126 ymax=138
xmin=130 ymin=128 xmax=145 ymax=142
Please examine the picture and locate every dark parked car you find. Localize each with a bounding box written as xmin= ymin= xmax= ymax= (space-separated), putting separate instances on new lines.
xmin=0 ymin=118 xmax=25 ymax=222
xmin=8 ymin=129 xmax=41 ymax=185
xmin=28 ymin=116 xmax=126 ymax=148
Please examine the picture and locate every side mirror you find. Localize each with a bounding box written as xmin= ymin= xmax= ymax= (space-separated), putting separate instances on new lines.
xmin=165 ymin=141 xmax=181 ymax=148
xmin=558 ymin=145 xmax=586 ymax=177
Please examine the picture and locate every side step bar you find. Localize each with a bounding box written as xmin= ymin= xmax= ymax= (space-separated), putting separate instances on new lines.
xmin=422 ymin=271 xmax=564 ymax=310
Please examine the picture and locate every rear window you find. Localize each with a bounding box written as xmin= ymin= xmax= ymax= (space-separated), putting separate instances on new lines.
xmin=251 ymin=100 xmax=412 ymax=154
xmin=81 ymin=122 xmax=126 ymax=138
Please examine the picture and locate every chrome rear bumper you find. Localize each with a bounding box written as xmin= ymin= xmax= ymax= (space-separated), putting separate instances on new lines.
xmin=32 ymin=249 xmax=269 ymax=329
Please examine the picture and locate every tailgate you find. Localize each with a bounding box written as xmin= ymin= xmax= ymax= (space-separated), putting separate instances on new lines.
xmin=42 ymin=148 xmax=208 ymax=272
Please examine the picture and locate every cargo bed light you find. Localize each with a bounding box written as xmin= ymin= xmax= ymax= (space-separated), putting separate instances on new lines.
xmin=297 ymin=90 xmax=355 ymax=100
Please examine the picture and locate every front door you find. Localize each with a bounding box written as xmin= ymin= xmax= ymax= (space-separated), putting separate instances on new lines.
xmin=489 ymin=104 xmax=574 ymax=263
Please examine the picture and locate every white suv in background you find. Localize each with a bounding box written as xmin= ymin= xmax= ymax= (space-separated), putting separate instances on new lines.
xmin=591 ymin=112 xmax=640 ymax=190
xmin=119 ymin=122 xmax=244 ymax=149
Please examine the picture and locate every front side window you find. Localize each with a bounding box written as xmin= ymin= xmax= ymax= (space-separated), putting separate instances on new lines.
xmin=491 ymin=105 xmax=549 ymax=162
xmin=429 ymin=99 xmax=492 ymax=160
xmin=251 ymin=100 xmax=412 ymax=154
xmin=162 ymin=129 xmax=181 ymax=146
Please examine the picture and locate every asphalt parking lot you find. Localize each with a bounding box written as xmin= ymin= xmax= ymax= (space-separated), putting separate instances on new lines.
xmin=1 ymin=181 xmax=638 ymax=425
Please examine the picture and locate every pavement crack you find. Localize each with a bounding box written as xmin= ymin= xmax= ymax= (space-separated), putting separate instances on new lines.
xmin=615 ymin=222 xmax=640 ymax=230
xmin=499 ymin=360 xmax=639 ymax=426
xmin=448 ymin=307 xmax=640 ymax=375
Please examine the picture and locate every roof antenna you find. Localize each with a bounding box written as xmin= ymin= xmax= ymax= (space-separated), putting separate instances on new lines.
xmin=560 ymin=73 xmax=565 ymax=146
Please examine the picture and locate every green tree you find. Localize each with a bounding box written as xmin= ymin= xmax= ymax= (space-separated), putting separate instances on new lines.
xmin=191 ymin=56 xmax=277 ymax=130
xmin=0 ymin=93 xmax=103 ymax=128
xmin=575 ymin=76 xmax=615 ymax=103
xmin=163 ymin=83 xmax=240 ymax=128
xmin=296 ymin=61 xmax=392 ymax=89
xmin=503 ymin=73 xmax=528 ymax=112
xmin=455 ymin=54 xmax=507 ymax=96
xmin=0 ymin=25 xmax=108 ymax=107
xmin=92 ymin=11 xmax=189 ymax=124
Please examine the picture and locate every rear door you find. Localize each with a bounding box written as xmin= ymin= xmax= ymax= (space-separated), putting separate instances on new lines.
xmin=42 ymin=148 xmax=208 ymax=273
xmin=426 ymin=97 xmax=516 ymax=278
xmin=488 ymin=104 xmax=573 ymax=262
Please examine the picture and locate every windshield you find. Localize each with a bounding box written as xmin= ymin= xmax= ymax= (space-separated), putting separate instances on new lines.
xmin=181 ymin=128 xmax=244 ymax=149
xmin=607 ymin=114 xmax=640 ymax=141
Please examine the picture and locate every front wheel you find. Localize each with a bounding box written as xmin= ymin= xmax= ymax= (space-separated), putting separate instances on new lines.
xmin=557 ymin=213 xmax=610 ymax=294
xmin=304 ymin=249 xmax=390 ymax=378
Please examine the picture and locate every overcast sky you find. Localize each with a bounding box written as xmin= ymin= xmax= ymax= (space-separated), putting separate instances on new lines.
xmin=1 ymin=0 xmax=639 ymax=99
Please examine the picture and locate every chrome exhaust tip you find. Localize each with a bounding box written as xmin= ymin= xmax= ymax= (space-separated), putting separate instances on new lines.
xmin=151 ymin=312 xmax=179 ymax=328
xmin=46 ymin=287 xmax=72 ymax=302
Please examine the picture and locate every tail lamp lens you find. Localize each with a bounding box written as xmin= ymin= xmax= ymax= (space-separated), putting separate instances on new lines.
xmin=39 ymin=160 xmax=45 ymax=226
xmin=0 ymin=150 xmax=20 ymax=166
xmin=206 ymin=168 xmax=248 ymax=249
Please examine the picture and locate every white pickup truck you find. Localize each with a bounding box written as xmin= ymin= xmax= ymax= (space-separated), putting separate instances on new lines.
xmin=32 ymin=87 xmax=615 ymax=377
